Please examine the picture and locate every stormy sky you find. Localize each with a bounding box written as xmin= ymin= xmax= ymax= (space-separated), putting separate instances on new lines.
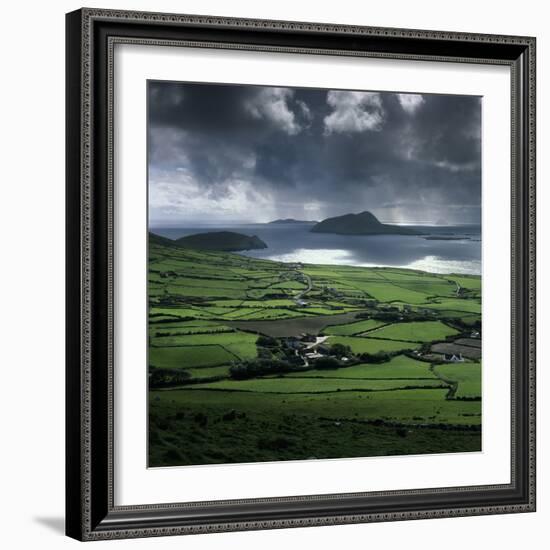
xmin=148 ymin=81 xmax=481 ymax=226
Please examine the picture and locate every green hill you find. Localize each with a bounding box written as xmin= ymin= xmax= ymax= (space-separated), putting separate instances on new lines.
xmin=149 ymin=231 xmax=268 ymax=252
xmin=149 ymin=232 xmax=179 ymax=248
xmin=311 ymin=211 xmax=422 ymax=236
xmin=174 ymin=231 xmax=267 ymax=252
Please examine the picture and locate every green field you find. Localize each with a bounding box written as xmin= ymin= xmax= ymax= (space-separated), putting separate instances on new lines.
xmin=435 ymin=362 xmax=482 ymax=398
xmin=366 ymin=321 xmax=459 ymax=343
xmin=185 ymin=365 xmax=232 ymax=379
xmin=327 ymin=335 xmax=422 ymax=354
xmin=421 ymin=298 xmax=482 ymax=314
xmin=323 ymin=318 xmax=387 ymax=336
xmin=152 ymin=331 xmax=257 ymax=352
xmin=285 ymin=355 xmax=437 ymax=380
xmin=189 ymin=377 xmax=445 ymax=393
xmin=148 ymin=236 xmax=482 ymax=466
xmin=149 ymin=346 xmax=236 ymax=369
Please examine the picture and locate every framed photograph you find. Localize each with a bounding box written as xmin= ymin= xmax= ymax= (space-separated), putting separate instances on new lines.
xmin=66 ymin=8 xmax=536 ymax=541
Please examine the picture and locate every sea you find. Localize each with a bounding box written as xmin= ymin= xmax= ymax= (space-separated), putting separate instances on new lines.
xmin=150 ymin=223 xmax=482 ymax=276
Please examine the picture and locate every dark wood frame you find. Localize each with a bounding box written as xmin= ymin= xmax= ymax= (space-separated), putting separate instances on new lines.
xmin=66 ymin=8 xmax=536 ymax=541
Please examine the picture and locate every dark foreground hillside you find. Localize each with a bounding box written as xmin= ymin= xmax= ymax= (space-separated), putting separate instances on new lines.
xmin=149 ymin=391 xmax=481 ymax=467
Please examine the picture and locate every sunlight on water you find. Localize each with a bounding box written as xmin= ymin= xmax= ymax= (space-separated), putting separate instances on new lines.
xmin=267 ymin=249 xmax=356 ymax=265
xmin=265 ymin=249 xmax=480 ymax=275
xmin=406 ymin=256 xmax=481 ymax=275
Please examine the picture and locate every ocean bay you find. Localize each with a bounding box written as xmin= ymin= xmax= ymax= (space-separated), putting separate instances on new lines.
xmin=152 ymin=223 xmax=481 ymax=275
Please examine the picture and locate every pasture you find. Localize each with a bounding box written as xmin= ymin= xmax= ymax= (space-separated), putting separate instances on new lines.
xmin=285 ymin=355 xmax=437 ymax=380
xmin=323 ymin=318 xmax=387 ymax=336
xmin=435 ymin=363 xmax=482 ymax=398
xmin=189 ymin=377 xmax=445 ymax=393
xmin=327 ymin=335 xmax=421 ymax=354
xmin=367 ymin=320 xmax=459 ymax=343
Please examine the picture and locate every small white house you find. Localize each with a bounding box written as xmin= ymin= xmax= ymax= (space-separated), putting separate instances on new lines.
xmin=443 ymin=353 xmax=464 ymax=363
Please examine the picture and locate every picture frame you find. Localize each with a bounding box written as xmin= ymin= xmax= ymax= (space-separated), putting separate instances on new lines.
xmin=66 ymin=7 xmax=536 ymax=541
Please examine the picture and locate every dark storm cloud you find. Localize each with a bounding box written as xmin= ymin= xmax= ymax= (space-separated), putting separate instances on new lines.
xmin=148 ymin=80 xmax=481 ymax=225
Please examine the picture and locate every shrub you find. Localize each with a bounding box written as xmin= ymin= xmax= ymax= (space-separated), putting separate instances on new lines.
xmin=329 ymin=342 xmax=351 ymax=358
xmin=256 ymin=335 xmax=279 ymax=348
xmin=359 ymin=352 xmax=392 ymax=364
xmin=257 ymin=347 xmax=273 ymax=359
xmin=314 ymin=357 xmax=341 ymax=370
xmin=229 ymin=358 xmax=299 ymax=380
xmin=149 ymin=366 xmax=191 ymax=388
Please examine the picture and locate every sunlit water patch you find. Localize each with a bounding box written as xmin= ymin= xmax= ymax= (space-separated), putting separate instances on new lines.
xmin=406 ymin=256 xmax=481 ymax=275
xmin=265 ymin=248 xmax=356 ymax=265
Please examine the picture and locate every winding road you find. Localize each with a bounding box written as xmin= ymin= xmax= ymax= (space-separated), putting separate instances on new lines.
xmin=293 ymin=271 xmax=313 ymax=304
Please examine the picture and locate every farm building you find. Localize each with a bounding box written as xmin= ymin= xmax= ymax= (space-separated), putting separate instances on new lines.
xmin=305 ymin=351 xmax=325 ymax=360
xmin=443 ymin=353 xmax=464 ymax=362
xmin=431 ymin=340 xmax=481 ymax=361
xmin=284 ymin=337 xmax=302 ymax=349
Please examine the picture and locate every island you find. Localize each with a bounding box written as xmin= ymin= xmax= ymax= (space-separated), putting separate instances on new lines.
xmin=268 ymin=218 xmax=317 ymax=224
xmin=165 ymin=231 xmax=268 ymax=252
xmin=424 ymin=235 xmax=465 ymax=241
xmin=310 ymin=211 xmax=423 ymax=236
xmin=149 ymin=231 xmax=267 ymax=252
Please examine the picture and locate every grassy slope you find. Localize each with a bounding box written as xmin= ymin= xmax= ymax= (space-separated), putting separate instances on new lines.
xmin=366 ymin=321 xmax=459 ymax=343
xmin=150 ymin=388 xmax=481 ymax=466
